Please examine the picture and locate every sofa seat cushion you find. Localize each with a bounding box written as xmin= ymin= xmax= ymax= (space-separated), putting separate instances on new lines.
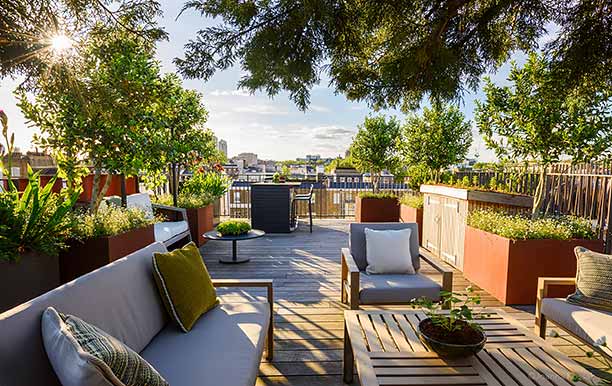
xmin=141 ymin=302 xmax=270 ymax=386
xmin=154 ymin=221 xmax=189 ymax=243
xmin=542 ymin=298 xmax=612 ymax=357
xmin=359 ymin=273 xmax=441 ymax=304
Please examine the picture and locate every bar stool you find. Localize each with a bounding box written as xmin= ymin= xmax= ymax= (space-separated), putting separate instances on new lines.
xmin=292 ymin=184 xmax=314 ymax=233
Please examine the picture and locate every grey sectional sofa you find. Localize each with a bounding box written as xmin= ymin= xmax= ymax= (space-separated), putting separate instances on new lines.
xmin=0 ymin=242 xmax=273 ymax=386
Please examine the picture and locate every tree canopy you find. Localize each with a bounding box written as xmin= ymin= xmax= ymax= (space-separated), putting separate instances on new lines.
xmin=401 ymin=103 xmax=472 ymax=183
xmin=176 ymin=0 xmax=610 ymax=111
xmin=349 ymin=115 xmax=401 ymax=191
xmin=0 ymin=0 xmax=165 ymax=82
xmin=475 ymin=52 xmax=612 ymax=217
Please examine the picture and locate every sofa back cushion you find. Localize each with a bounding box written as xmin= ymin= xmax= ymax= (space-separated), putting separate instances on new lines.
xmin=567 ymin=247 xmax=612 ymax=312
xmin=349 ymin=222 xmax=420 ymax=271
xmin=127 ymin=193 xmax=155 ymax=219
xmin=0 ymin=242 xmax=168 ymax=386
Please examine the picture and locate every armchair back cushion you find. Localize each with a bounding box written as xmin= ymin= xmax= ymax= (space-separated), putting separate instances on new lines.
xmin=0 ymin=242 xmax=168 ymax=386
xmin=127 ymin=193 xmax=155 ymax=220
xmin=350 ymin=222 xmax=420 ymax=272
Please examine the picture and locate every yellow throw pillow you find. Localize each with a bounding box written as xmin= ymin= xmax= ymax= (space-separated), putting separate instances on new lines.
xmin=153 ymin=242 xmax=219 ymax=332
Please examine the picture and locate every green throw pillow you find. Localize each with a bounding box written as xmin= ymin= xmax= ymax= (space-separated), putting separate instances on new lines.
xmin=567 ymin=247 xmax=612 ymax=312
xmin=153 ymin=242 xmax=219 ymax=332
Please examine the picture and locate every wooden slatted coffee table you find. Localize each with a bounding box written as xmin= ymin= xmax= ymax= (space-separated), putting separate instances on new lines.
xmin=343 ymin=309 xmax=598 ymax=386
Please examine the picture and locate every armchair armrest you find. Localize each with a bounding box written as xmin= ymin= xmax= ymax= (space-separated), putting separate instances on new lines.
xmin=535 ymin=277 xmax=576 ymax=337
xmin=212 ymin=278 xmax=274 ymax=360
xmin=341 ymin=248 xmax=360 ymax=310
xmin=419 ymin=247 xmax=453 ymax=293
xmin=152 ymin=203 xmax=187 ymax=222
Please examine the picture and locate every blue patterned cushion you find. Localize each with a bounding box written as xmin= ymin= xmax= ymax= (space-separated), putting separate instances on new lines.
xmin=42 ymin=307 xmax=168 ymax=386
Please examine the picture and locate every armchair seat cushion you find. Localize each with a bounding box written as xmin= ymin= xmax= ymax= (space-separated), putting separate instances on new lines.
xmin=359 ymin=273 xmax=441 ymax=304
xmin=154 ymin=221 xmax=189 ymax=243
xmin=140 ymin=302 xmax=270 ymax=386
xmin=542 ymin=298 xmax=612 ymax=357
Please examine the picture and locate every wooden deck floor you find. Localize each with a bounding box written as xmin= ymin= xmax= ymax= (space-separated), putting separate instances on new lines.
xmin=200 ymin=219 xmax=609 ymax=385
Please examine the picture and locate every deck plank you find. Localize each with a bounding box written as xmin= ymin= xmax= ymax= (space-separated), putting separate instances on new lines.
xmin=200 ymin=219 xmax=609 ymax=385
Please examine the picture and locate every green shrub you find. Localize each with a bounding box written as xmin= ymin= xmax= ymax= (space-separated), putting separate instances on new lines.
xmin=217 ymin=220 xmax=251 ymax=236
xmin=467 ymin=210 xmax=596 ymax=240
xmin=358 ymin=192 xmax=398 ymax=199
xmin=154 ymin=193 xmax=213 ymax=209
xmin=400 ymin=194 xmax=424 ymax=209
xmin=182 ymin=171 xmax=230 ymax=199
xmin=0 ymin=170 xmax=79 ymax=262
xmin=69 ymin=204 xmax=158 ymax=240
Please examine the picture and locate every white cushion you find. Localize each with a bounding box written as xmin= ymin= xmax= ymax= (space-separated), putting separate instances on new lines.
xmin=365 ymin=228 xmax=415 ymax=274
xmin=127 ymin=193 xmax=154 ymax=220
xmin=154 ymin=221 xmax=189 ymax=243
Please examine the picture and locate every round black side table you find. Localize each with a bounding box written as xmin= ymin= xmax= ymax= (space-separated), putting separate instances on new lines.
xmin=203 ymin=229 xmax=265 ymax=264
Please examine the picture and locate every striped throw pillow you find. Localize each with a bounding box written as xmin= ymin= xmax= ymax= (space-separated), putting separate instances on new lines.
xmin=567 ymin=247 xmax=612 ymax=312
xmin=57 ymin=310 xmax=168 ymax=386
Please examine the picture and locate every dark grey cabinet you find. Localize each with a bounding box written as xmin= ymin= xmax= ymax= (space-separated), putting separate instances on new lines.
xmin=251 ymin=183 xmax=299 ymax=233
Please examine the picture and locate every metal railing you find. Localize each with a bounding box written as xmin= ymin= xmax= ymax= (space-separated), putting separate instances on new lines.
xmin=218 ymin=181 xmax=413 ymax=219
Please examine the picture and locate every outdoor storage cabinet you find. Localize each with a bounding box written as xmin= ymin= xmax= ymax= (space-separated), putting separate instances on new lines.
xmin=251 ymin=183 xmax=299 ymax=233
xmin=420 ymin=185 xmax=533 ymax=270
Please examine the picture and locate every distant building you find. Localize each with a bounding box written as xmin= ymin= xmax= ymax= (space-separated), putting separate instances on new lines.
xmin=232 ymin=152 xmax=258 ymax=168
xmin=328 ymin=167 xmax=362 ymax=184
xmin=1 ymin=150 xmax=56 ymax=178
xmin=217 ymin=139 xmax=228 ymax=157
xmin=222 ymin=163 xmax=240 ymax=178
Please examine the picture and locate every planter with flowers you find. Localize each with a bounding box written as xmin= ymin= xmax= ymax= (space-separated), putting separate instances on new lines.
xmin=464 ymin=210 xmax=603 ymax=305
xmin=157 ymin=171 xmax=230 ymax=247
xmin=60 ymin=204 xmax=157 ymax=283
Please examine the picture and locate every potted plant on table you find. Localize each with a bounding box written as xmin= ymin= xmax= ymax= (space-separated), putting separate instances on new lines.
xmin=216 ymin=220 xmax=251 ymax=236
xmin=412 ymin=287 xmax=487 ymax=358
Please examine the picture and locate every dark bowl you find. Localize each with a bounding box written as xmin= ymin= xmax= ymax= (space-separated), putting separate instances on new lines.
xmin=417 ymin=318 xmax=487 ymax=358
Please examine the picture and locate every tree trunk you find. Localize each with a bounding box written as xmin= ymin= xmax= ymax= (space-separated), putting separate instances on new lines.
xmin=91 ymin=171 xmax=113 ymax=214
xmin=90 ymin=166 xmax=101 ymax=211
xmin=171 ymin=163 xmax=178 ymax=207
xmin=120 ymin=174 xmax=127 ymax=207
xmin=531 ymin=165 xmax=548 ymax=219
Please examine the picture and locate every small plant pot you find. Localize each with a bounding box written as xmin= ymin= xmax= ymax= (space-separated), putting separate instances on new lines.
xmin=417 ymin=318 xmax=486 ymax=358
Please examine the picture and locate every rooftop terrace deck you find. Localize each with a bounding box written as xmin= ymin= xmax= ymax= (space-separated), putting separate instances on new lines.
xmin=200 ymin=219 xmax=609 ymax=385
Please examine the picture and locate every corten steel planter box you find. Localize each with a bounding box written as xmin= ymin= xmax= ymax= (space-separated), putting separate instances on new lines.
xmin=463 ymin=226 xmax=604 ymax=305
xmin=59 ymin=224 xmax=155 ymax=283
xmin=0 ymin=252 xmax=60 ymax=312
xmin=400 ymin=204 xmax=423 ymax=244
xmin=355 ymin=196 xmax=400 ymax=222
xmin=186 ymin=204 xmax=214 ymax=247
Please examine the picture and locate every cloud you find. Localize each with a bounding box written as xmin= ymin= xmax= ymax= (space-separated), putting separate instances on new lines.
xmin=209 ymin=89 xmax=252 ymax=97
xmin=309 ymin=104 xmax=331 ymax=113
xmin=232 ymin=104 xmax=289 ymax=115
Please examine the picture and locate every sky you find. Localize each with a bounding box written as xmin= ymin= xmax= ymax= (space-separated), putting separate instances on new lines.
xmin=0 ymin=2 xmax=549 ymax=162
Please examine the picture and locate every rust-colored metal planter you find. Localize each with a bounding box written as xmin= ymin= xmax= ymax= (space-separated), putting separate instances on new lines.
xmin=355 ymin=197 xmax=400 ymax=222
xmin=0 ymin=252 xmax=60 ymax=312
xmin=59 ymin=224 xmax=155 ymax=283
xmin=186 ymin=205 xmax=214 ymax=247
xmin=463 ymin=226 xmax=604 ymax=305
xmin=400 ymin=204 xmax=423 ymax=244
